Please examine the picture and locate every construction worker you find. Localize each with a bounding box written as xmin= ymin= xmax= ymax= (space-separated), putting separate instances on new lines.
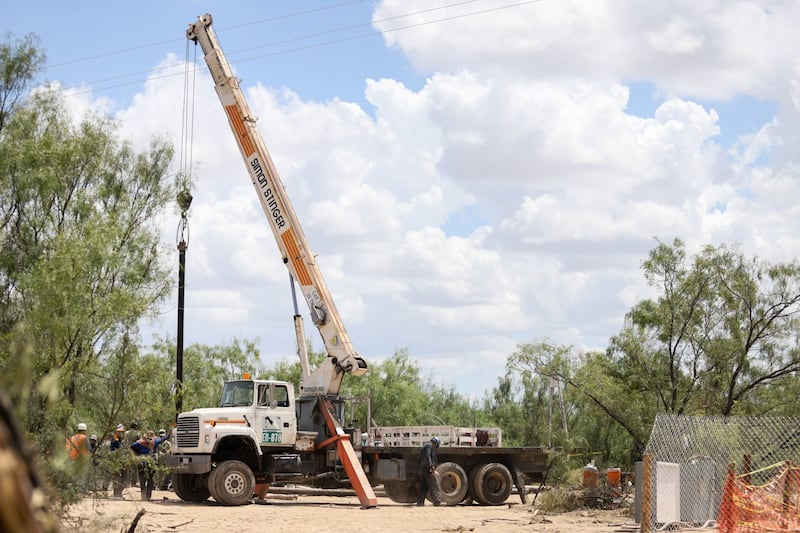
xmin=124 ymin=422 xmax=141 ymax=487
xmin=65 ymin=423 xmax=91 ymax=491
xmin=109 ymin=424 xmax=127 ymax=498
xmin=416 ymin=436 xmax=443 ymax=506
xmin=65 ymin=423 xmax=90 ymax=460
xmin=155 ymin=429 xmax=173 ymax=490
xmin=130 ymin=430 xmax=169 ymax=501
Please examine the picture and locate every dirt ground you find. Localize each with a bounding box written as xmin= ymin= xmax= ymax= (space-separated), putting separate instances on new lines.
xmin=65 ymin=488 xmax=642 ymax=533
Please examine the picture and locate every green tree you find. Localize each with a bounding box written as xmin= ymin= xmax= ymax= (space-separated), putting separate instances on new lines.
xmin=550 ymin=239 xmax=800 ymax=463
xmin=503 ymin=339 xmax=575 ymax=448
xmin=0 ymin=58 xmax=175 ymax=436
xmin=151 ymin=336 xmax=265 ymax=414
xmin=0 ymin=33 xmax=45 ymax=131
xmin=0 ymin=35 xmax=175 ymax=512
xmin=426 ymin=383 xmax=486 ymax=428
xmin=482 ymin=375 xmax=529 ymax=445
xmin=614 ymin=239 xmax=800 ymax=417
xmin=80 ymin=331 xmax=142 ymax=440
xmin=258 ymin=340 xmax=325 ymax=390
xmin=344 ymin=349 xmax=429 ymax=425
xmin=341 ymin=349 xmax=480 ymax=429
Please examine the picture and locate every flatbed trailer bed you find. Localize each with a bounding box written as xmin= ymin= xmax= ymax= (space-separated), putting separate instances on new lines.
xmin=361 ymin=445 xmax=549 ymax=505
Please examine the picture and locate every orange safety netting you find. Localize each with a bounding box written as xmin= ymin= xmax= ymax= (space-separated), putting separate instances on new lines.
xmin=718 ymin=462 xmax=800 ymax=533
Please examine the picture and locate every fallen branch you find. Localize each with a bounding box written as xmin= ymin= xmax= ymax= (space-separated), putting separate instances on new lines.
xmin=125 ymin=509 xmax=145 ymax=533
xmin=168 ymin=518 xmax=195 ymax=529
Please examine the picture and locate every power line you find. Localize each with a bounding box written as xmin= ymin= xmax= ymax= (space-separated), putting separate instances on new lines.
xmin=43 ymin=0 xmax=367 ymax=70
xmin=38 ymin=0 xmax=542 ymax=103
xmin=233 ymin=1 xmax=542 ymax=65
xmin=41 ymin=1 xmax=478 ymax=92
xmin=237 ymin=0 xmax=483 ymax=56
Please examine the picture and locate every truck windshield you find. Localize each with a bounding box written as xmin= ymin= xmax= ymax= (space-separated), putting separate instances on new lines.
xmin=219 ymin=381 xmax=254 ymax=407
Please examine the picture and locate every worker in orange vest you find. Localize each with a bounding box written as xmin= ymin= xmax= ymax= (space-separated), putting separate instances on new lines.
xmin=66 ymin=423 xmax=91 ymax=460
xmin=65 ymin=422 xmax=92 ymax=491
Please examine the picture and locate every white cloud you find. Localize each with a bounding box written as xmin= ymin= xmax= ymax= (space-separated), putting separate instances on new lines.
xmin=72 ymin=1 xmax=800 ymax=394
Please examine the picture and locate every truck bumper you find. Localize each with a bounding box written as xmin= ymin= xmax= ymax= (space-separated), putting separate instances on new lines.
xmin=166 ymin=454 xmax=212 ymax=475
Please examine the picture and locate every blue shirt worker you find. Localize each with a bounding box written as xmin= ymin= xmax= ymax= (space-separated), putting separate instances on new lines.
xmin=130 ymin=430 xmax=168 ymax=501
xmin=416 ymin=436 xmax=443 ymax=506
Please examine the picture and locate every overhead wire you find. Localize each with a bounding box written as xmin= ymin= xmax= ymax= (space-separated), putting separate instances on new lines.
xmin=43 ymin=0 xmax=484 ymax=95
xmin=51 ymin=0 xmax=485 ymax=92
xmin=234 ymin=0 xmax=483 ymax=55
xmin=33 ymin=0 xmax=541 ymax=103
xmin=43 ymin=0 xmax=367 ymax=70
xmin=232 ymin=0 xmax=542 ymax=66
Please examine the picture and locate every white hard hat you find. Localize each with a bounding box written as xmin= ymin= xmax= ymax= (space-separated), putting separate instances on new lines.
xmin=77 ymin=423 xmax=88 ymax=431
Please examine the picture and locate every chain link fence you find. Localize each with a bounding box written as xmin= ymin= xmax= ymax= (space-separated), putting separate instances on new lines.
xmin=639 ymin=414 xmax=800 ymax=531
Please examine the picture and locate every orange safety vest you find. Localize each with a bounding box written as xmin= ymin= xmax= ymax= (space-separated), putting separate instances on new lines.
xmin=66 ymin=433 xmax=89 ymax=460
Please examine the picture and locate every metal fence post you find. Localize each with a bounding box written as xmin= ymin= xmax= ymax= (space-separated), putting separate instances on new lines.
xmin=641 ymin=453 xmax=652 ymax=533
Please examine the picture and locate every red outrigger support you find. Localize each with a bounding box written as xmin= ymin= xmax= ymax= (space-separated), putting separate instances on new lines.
xmin=318 ymin=396 xmax=378 ymax=508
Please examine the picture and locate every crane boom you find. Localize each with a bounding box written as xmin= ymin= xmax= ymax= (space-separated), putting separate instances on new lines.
xmin=187 ymin=13 xmax=367 ymax=396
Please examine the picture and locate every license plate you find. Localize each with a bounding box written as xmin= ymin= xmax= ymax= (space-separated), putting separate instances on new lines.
xmin=262 ymin=430 xmax=282 ymax=443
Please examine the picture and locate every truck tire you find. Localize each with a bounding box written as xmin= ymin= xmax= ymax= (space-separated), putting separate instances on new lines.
xmin=208 ymin=460 xmax=255 ymax=506
xmin=470 ymin=463 xmax=513 ymax=505
xmin=383 ymin=481 xmax=418 ymax=503
xmin=172 ymin=473 xmax=210 ymax=502
xmin=436 ymin=462 xmax=468 ymax=504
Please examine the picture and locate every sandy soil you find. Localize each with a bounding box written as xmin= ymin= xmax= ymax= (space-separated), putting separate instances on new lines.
xmin=65 ymin=488 xmax=641 ymax=533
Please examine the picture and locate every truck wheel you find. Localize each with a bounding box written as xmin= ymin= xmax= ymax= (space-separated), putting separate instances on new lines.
xmin=172 ymin=473 xmax=210 ymax=502
xmin=470 ymin=463 xmax=513 ymax=505
xmin=208 ymin=460 xmax=255 ymax=506
xmin=435 ymin=462 xmax=468 ymax=504
xmin=383 ymin=481 xmax=417 ymax=503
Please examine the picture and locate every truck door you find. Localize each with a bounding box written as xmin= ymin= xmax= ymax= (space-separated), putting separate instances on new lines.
xmin=255 ymin=383 xmax=297 ymax=447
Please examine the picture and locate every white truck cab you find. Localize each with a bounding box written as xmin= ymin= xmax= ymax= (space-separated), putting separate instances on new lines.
xmin=221 ymin=379 xmax=297 ymax=447
xmin=173 ymin=377 xmax=297 ymax=456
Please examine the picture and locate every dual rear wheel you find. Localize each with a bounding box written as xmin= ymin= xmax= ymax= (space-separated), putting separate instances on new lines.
xmin=468 ymin=463 xmax=513 ymax=505
xmin=437 ymin=462 xmax=469 ymax=504
xmin=383 ymin=461 xmax=514 ymax=506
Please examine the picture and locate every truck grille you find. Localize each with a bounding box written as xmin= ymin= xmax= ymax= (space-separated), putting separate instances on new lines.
xmin=177 ymin=416 xmax=200 ymax=448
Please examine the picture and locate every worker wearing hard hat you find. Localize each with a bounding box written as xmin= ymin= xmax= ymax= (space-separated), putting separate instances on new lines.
xmin=66 ymin=423 xmax=91 ymax=460
xmin=65 ymin=422 xmax=92 ymax=491
xmin=416 ymin=436 xmax=443 ymax=506
xmin=109 ymin=424 xmax=127 ymax=498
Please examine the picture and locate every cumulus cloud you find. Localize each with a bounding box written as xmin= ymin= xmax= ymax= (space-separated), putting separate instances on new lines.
xmin=91 ymin=1 xmax=800 ymax=393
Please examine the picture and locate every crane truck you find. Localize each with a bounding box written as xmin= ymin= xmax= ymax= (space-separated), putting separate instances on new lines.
xmin=167 ymin=13 xmax=548 ymax=508
xmin=167 ymin=12 xmax=375 ymax=508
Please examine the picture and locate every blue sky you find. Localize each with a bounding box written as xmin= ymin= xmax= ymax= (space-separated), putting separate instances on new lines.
xmin=5 ymin=1 xmax=800 ymax=399
xmin=7 ymin=1 xmax=421 ymax=111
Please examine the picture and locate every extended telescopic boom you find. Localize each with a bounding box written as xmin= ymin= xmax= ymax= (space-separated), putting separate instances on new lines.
xmin=187 ymin=13 xmax=368 ymax=396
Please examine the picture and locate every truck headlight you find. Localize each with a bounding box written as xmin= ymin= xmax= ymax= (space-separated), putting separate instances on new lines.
xmin=205 ymin=435 xmax=210 ymax=444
